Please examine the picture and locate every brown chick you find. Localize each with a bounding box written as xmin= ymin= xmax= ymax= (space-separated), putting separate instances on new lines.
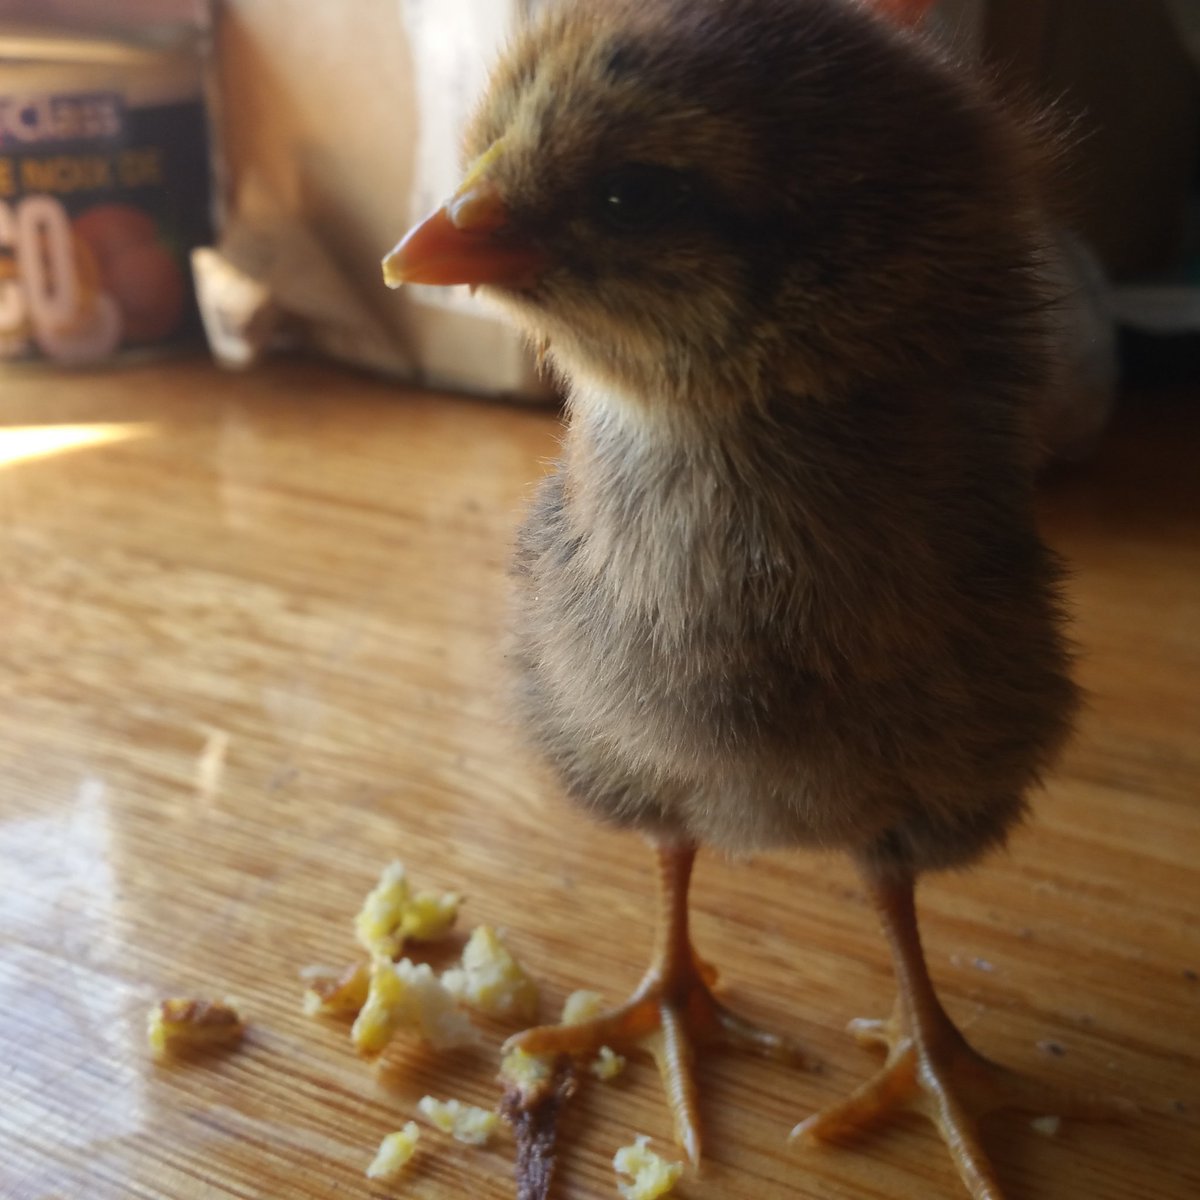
xmin=383 ymin=1 xmax=1128 ymax=1195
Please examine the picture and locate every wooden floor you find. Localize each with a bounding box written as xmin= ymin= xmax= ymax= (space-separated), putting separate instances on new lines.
xmin=2 ymin=357 xmax=1196 ymax=1200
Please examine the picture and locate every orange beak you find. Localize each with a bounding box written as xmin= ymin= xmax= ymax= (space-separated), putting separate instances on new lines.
xmin=381 ymin=179 xmax=547 ymax=290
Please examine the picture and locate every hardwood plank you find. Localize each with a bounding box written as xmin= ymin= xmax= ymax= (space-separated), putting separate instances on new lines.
xmin=1 ymin=358 xmax=1196 ymax=1199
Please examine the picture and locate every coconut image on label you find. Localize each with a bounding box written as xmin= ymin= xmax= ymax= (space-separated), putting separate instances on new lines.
xmin=0 ymin=30 xmax=212 ymax=366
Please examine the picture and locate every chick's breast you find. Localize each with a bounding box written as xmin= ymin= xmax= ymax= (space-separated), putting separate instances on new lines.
xmin=482 ymin=0 xmax=1078 ymax=875
xmin=512 ymin=398 xmax=1076 ymax=874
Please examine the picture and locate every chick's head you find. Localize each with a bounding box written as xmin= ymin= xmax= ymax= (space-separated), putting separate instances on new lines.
xmin=386 ymin=0 xmax=1051 ymax=412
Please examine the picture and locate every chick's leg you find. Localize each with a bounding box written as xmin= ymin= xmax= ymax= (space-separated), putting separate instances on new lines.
xmin=793 ymin=869 xmax=1132 ymax=1200
xmin=505 ymin=840 xmax=812 ymax=1163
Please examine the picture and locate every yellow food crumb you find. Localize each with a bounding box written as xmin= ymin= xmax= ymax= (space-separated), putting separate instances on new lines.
xmin=351 ymin=957 xmax=478 ymax=1055
xmin=591 ymin=1044 xmax=626 ymax=1081
xmin=498 ymin=1046 xmax=554 ymax=1094
xmin=442 ymin=925 xmax=537 ymax=1022
xmin=405 ymin=889 xmax=461 ymax=940
xmin=147 ymin=998 xmax=244 ymax=1058
xmin=613 ymin=1135 xmax=683 ymax=1200
xmin=355 ymin=860 xmax=461 ymax=959
xmin=301 ymin=961 xmax=371 ymax=1017
xmin=417 ymin=1095 xmax=502 ymax=1145
xmin=352 ymin=958 xmax=407 ymax=1055
xmin=355 ymin=861 xmax=410 ymax=955
xmin=561 ymin=989 xmax=604 ymax=1025
xmin=560 ymin=990 xmax=624 ymax=1080
xmin=366 ymin=1122 xmax=420 ymax=1179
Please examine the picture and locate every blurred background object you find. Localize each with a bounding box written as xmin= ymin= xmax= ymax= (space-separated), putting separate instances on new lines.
xmin=976 ymin=0 xmax=1197 ymax=280
xmin=212 ymin=0 xmax=1200 ymax=433
xmin=934 ymin=0 xmax=1199 ymax=455
xmin=4 ymin=1 xmax=1196 ymax=431
xmin=0 ymin=2 xmax=212 ymax=367
xmin=209 ymin=0 xmax=545 ymax=396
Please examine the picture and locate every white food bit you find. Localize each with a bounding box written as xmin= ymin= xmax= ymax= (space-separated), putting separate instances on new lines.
xmin=355 ymin=860 xmax=461 ymax=959
xmin=366 ymin=1122 xmax=420 ymax=1179
xmin=351 ymin=957 xmax=479 ymax=1054
xmin=417 ymin=1096 xmax=502 ymax=1145
xmin=562 ymin=989 xmax=604 ymax=1025
xmin=1030 ymin=1115 xmax=1062 ymax=1137
xmin=560 ymin=990 xmax=624 ymax=1079
xmin=442 ymin=925 xmax=538 ymax=1022
xmin=499 ymin=1046 xmax=555 ymax=1095
xmin=299 ymin=963 xmax=337 ymax=981
xmin=613 ymin=1135 xmax=683 ymax=1200
xmin=591 ymin=1045 xmax=626 ymax=1081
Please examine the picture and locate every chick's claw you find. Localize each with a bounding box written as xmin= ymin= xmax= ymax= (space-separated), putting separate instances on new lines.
xmin=796 ymin=1012 xmax=1132 ymax=1200
xmin=505 ymin=842 xmax=814 ymax=1164
xmin=509 ymin=960 xmax=808 ymax=1066
xmin=793 ymin=872 xmax=1133 ymax=1200
xmin=793 ymin=1016 xmax=1009 ymax=1199
xmin=507 ymin=950 xmax=813 ymax=1165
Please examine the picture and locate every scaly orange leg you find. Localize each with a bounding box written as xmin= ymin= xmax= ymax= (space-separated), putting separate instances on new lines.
xmin=792 ymin=869 xmax=1134 ymax=1199
xmin=504 ymin=841 xmax=814 ymax=1163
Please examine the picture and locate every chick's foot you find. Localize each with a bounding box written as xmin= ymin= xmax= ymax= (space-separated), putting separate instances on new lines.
xmin=504 ymin=842 xmax=814 ymax=1164
xmin=792 ymin=873 xmax=1133 ymax=1200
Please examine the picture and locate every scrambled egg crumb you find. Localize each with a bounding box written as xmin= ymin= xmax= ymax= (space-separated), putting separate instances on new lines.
xmin=560 ymin=990 xmax=625 ymax=1079
xmin=301 ymin=961 xmax=371 ymax=1017
xmin=498 ymin=1046 xmax=555 ymax=1094
xmin=613 ymin=1135 xmax=683 ymax=1200
xmin=561 ymin=989 xmax=604 ymax=1025
xmin=495 ymin=992 xmax=625 ymax=1091
xmin=147 ymin=998 xmax=244 ymax=1057
xmin=407 ymin=889 xmax=461 ymax=937
xmin=442 ymin=925 xmax=538 ymax=1022
xmin=351 ymin=957 xmax=478 ymax=1054
xmin=591 ymin=1045 xmax=626 ymax=1081
xmin=355 ymin=861 xmax=461 ymax=959
xmin=417 ymin=1096 xmax=502 ymax=1145
xmin=366 ymin=1122 xmax=420 ymax=1179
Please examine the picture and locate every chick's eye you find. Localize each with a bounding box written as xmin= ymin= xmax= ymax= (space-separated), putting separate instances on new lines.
xmin=594 ymin=165 xmax=694 ymax=233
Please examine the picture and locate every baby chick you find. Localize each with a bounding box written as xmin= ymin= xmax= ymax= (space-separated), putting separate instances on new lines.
xmin=384 ymin=1 xmax=1126 ymax=1195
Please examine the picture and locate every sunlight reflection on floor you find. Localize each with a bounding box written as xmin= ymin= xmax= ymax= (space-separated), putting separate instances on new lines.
xmin=0 ymin=423 xmax=156 ymax=469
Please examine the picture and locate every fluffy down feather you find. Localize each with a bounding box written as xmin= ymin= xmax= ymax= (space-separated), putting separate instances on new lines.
xmin=463 ymin=0 xmax=1079 ymax=875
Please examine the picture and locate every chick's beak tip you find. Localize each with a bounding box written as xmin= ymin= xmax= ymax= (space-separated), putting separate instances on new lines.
xmin=381 ymin=182 xmax=545 ymax=290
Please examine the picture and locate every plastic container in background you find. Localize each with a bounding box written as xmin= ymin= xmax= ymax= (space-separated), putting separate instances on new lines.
xmin=0 ymin=26 xmax=211 ymax=367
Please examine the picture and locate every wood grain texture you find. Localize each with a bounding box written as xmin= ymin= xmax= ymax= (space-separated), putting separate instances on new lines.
xmin=1 ymin=358 xmax=1196 ymax=1200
